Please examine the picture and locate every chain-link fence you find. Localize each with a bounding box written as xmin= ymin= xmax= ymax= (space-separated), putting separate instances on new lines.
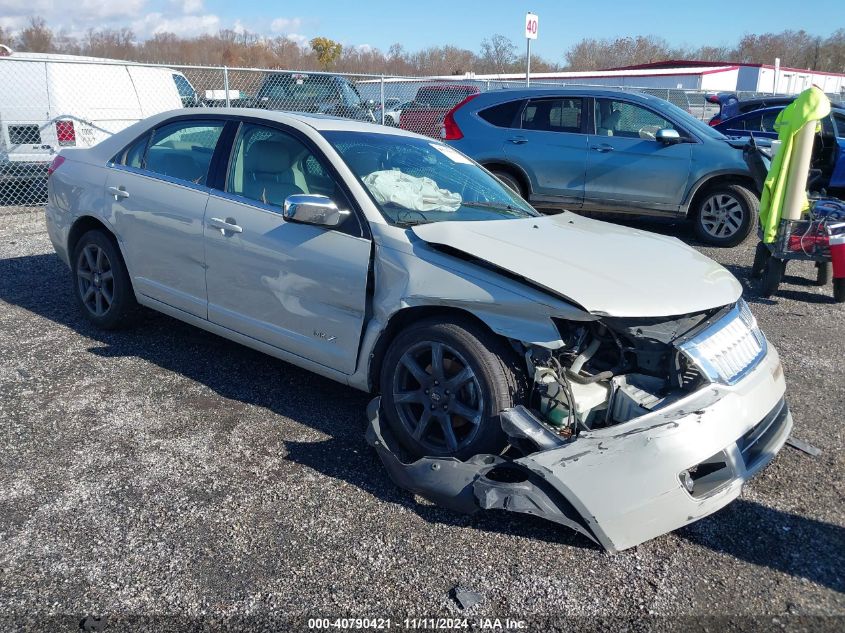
xmin=0 ymin=54 xmax=829 ymax=226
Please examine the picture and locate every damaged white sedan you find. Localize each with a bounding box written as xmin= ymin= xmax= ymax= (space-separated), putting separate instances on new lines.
xmin=45 ymin=109 xmax=791 ymax=552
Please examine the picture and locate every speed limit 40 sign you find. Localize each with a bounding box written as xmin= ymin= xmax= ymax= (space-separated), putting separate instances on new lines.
xmin=525 ymin=13 xmax=539 ymax=40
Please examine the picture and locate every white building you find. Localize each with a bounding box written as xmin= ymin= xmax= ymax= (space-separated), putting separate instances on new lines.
xmin=443 ymin=60 xmax=845 ymax=96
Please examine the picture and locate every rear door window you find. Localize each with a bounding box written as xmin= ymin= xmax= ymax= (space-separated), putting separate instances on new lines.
xmin=142 ymin=120 xmax=224 ymax=185
xmin=521 ymin=98 xmax=583 ymax=133
xmin=478 ymin=100 xmax=524 ymax=128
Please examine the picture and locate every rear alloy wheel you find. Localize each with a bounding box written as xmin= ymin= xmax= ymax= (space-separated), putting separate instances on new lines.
xmin=380 ymin=317 xmax=522 ymax=460
xmin=490 ymin=170 xmax=525 ymax=199
xmin=693 ymin=183 xmax=757 ymax=247
xmin=72 ymin=230 xmax=138 ymax=329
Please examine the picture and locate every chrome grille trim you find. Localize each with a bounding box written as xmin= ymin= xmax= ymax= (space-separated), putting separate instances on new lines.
xmin=678 ymin=299 xmax=767 ymax=386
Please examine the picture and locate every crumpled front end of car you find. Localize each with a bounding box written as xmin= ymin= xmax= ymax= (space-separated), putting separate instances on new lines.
xmin=367 ymin=299 xmax=792 ymax=552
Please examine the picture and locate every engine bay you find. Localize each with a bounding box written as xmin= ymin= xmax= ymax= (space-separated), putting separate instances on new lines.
xmin=525 ymin=310 xmax=720 ymax=436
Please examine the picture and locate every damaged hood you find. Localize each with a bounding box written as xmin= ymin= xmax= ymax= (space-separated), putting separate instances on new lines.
xmin=411 ymin=212 xmax=741 ymax=317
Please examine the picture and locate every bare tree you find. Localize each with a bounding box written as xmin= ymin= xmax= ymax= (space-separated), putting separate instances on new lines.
xmin=16 ymin=16 xmax=54 ymax=53
xmin=84 ymin=28 xmax=136 ymax=59
xmin=479 ymin=34 xmax=517 ymax=75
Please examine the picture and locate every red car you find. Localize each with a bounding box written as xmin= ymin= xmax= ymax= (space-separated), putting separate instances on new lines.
xmin=399 ymin=84 xmax=480 ymax=137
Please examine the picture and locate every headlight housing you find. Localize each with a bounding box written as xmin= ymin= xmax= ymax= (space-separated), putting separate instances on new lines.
xmin=677 ymin=299 xmax=767 ymax=385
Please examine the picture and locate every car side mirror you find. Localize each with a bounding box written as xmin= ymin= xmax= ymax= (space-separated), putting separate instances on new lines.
xmin=656 ymin=128 xmax=682 ymax=145
xmin=283 ymin=194 xmax=350 ymax=227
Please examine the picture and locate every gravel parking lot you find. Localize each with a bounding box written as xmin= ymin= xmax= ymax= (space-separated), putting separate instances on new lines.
xmin=0 ymin=210 xmax=843 ymax=631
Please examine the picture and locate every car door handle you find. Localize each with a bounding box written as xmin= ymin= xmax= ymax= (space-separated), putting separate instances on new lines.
xmin=508 ymin=137 xmax=528 ymax=144
xmin=208 ymin=217 xmax=243 ymax=234
xmin=591 ymin=144 xmax=614 ymax=153
xmin=107 ymin=186 xmax=129 ymax=199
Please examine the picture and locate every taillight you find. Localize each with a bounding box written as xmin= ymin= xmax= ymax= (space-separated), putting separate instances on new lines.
xmin=439 ymin=93 xmax=479 ymax=140
xmin=709 ymin=118 xmax=721 ymax=127
xmin=47 ymin=155 xmax=65 ymax=177
xmin=55 ymin=120 xmax=76 ymax=146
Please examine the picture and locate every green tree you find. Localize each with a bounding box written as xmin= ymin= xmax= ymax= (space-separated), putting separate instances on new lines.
xmin=310 ymin=37 xmax=342 ymax=70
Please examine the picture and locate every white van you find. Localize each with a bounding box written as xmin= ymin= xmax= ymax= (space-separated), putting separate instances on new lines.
xmin=0 ymin=51 xmax=199 ymax=201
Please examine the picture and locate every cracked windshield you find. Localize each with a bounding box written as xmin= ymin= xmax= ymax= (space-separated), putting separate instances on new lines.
xmin=325 ymin=132 xmax=538 ymax=226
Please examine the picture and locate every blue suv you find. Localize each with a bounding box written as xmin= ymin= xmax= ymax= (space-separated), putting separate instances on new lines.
xmin=443 ymin=88 xmax=760 ymax=246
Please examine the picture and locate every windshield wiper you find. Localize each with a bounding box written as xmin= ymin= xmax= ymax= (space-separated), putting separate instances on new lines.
xmin=461 ymin=201 xmax=516 ymax=211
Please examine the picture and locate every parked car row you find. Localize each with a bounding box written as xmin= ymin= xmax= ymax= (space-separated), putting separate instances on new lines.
xmin=711 ymin=103 xmax=845 ymax=196
xmin=440 ymin=88 xmax=763 ymax=246
xmin=45 ymin=107 xmax=792 ymax=552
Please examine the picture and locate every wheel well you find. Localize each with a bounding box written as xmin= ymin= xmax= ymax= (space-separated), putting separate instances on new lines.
xmin=67 ymin=216 xmax=116 ymax=257
xmin=687 ymin=174 xmax=758 ymax=217
xmin=367 ymin=305 xmax=504 ymax=393
xmin=482 ymin=162 xmax=530 ymax=196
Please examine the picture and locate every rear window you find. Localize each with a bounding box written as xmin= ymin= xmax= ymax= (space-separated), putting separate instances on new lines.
xmin=8 ymin=124 xmax=41 ymax=145
xmin=258 ymin=75 xmax=337 ymax=102
xmin=478 ymin=100 xmax=524 ymax=128
xmin=414 ymin=88 xmax=476 ymax=108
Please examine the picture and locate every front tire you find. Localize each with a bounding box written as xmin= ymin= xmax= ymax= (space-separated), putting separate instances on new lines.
xmin=692 ymin=183 xmax=757 ymax=247
xmin=379 ymin=317 xmax=523 ymax=460
xmin=490 ymin=170 xmax=525 ymax=199
xmin=71 ymin=230 xmax=138 ymax=329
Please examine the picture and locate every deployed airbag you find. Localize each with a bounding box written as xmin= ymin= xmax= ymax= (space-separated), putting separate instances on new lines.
xmin=362 ymin=170 xmax=462 ymax=212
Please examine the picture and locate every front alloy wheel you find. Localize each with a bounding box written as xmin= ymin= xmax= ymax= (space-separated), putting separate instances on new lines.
xmin=380 ymin=317 xmax=523 ymax=460
xmin=392 ymin=341 xmax=484 ymax=455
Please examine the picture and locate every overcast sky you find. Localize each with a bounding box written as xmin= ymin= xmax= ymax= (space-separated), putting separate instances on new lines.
xmin=1 ymin=0 xmax=841 ymax=60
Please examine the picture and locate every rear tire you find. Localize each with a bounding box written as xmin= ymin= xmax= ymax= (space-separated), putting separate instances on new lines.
xmin=834 ymin=278 xmax=845 ymax=303
xmin=379 ymin=316 xmax=524 ymax=460
xmin=490 ymin=169 xmax=525 ymax=199
xmin=71 ymin=230 xmax=139 ymax=329
xmin=692 ymin=182 xmax=757 ymax=247
xmin=760 ymin=257 xmax=786 ymax=298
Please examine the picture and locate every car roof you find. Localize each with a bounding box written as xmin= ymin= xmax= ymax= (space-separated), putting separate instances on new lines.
xmin=466 ymin=87 xmax=665 ymax=105
xmin=86 ymin=107 xmax=429 ymax=161
xmin=418 ymin=84 xmax=479 ymax=91
xmin=721 ymin=103 xmax=845 ymax=122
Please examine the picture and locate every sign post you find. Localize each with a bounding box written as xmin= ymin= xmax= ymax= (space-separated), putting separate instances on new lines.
xmin=773 ymin=57 xmax=781 ymax=95
xmin=525 ymin=12 xmax=538 ymax=87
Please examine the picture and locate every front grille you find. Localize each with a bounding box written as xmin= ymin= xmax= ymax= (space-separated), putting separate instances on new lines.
xmin=678 ymin=299 xmax=767 ymax=385
xmin=8 ymin=124 xmax=41 ymax=145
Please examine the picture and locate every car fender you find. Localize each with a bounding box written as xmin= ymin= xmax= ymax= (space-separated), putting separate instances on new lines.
xmin=348 ymin=228 xmax=595 ymax=391
xmin=681 ymin=169 xmax=757 ymax=215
